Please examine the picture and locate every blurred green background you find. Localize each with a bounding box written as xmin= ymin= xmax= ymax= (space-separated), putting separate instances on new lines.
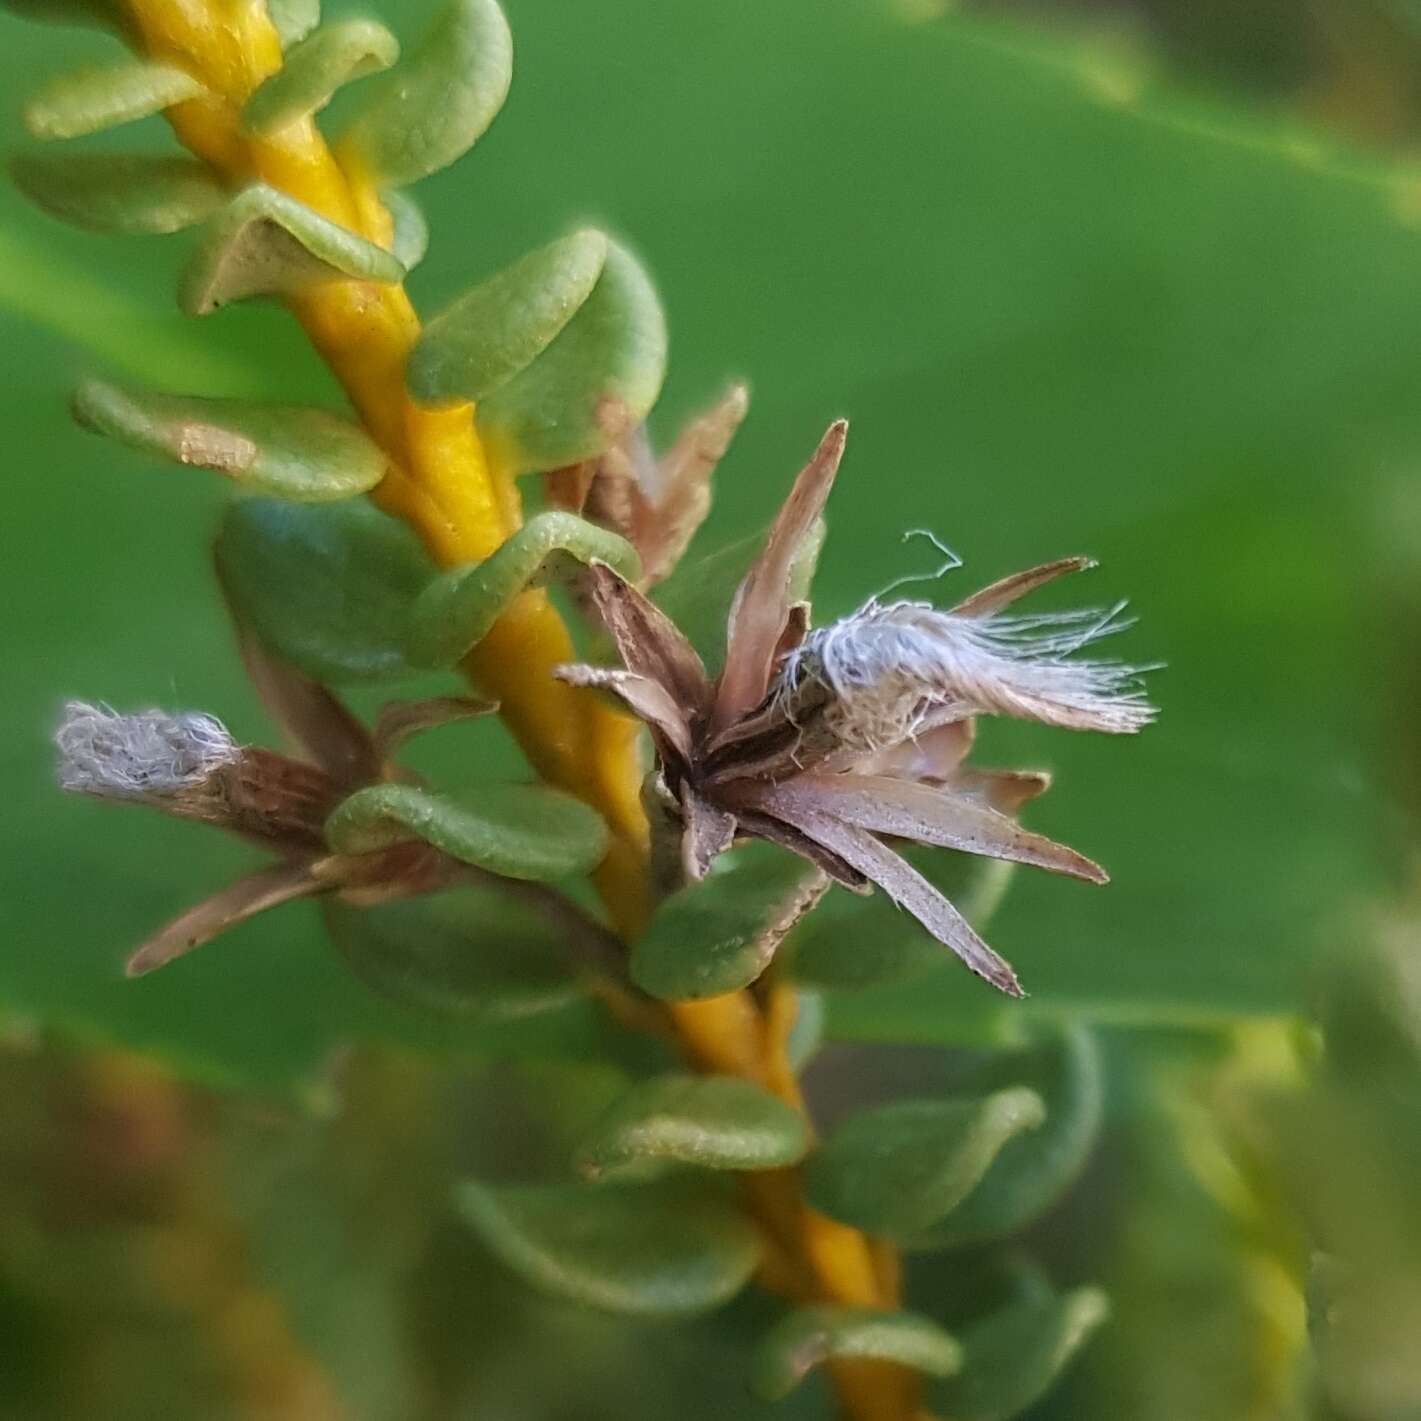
xmin=2 ymin=0 xmax=1421 ymax=1417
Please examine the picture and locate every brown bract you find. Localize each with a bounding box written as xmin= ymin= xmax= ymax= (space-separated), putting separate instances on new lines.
xmin=557 ymin=421 xmax=1155 ymax=997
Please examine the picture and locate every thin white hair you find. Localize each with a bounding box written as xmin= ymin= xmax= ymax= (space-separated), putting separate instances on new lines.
xmin=776 ymin=597 xmax=1156 ymax=750
xmin=56 ymin=701 xmax=239 ymax=799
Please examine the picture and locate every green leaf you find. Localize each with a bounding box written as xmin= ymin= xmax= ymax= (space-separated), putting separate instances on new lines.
xmin=407 ymin=229 xmax=608 ymax=405
xmin=455 ymin=1177 xmax=761 ymax=1316
xmin=477 ymin=239 xmax=668 ymax=474
xmin=242 ymin=19 xmax=399 ymax=137
xmin=178 ymin=183 xmax=404 ymax=316
xmin=325 ymin=781 xmax=608 ymax=881
xmin=921 ymin=1024 xmax=1105 ymax=1248
xmin=752 ymin=1306 xmax=963 ymax=1401
xmin=790 ymin=857 xmax=1016 ymax=991
xmin=573 ymin=1074 xmax=810 ymax=1179
xmin=215 ymin=497 xmax=433 ymax=683
xmin=630 ymin=842 xmax=827 ymax=1001
xmin=653 ymin=516 xmax=825 ymax=667
xmin=785 ymin=987 xmax=826 ymax=1071
xmin=322 ymin=891 xmax=582 ymax=1019
xmin=804 ymin=1087 xmax=1045 ymax=1239
xmin=406 ymin=511 xmax=641 ymax=668
xmin=72 ymin=378 xmax=388 ymax=500
xmin=23 ymin=61 xmax=204 ymax=141
xmin=1 ymin=0 xmax=113 ymax=26
xmin=10 ymin=152 xmax=225 ymax=234
xmin=383 ymin=188 xmax=428 ymax=271
xmin=340 ymin=0 xmax=512 ymax=188
xmin=266 ymin=0 xmax=319 ymax=48
xmin=933 ymin=1284 xmax=1109 ymax=1421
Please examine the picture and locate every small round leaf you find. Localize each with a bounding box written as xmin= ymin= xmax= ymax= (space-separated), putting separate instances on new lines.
xmin=455 ymin=1178 xmax=761 ymax=1316
xmin=631 ymin=842 xmax=827 ymax=1001
xmin=24 ymin=61 xmax=205 ymax=141
xmin=216 ymin=497 xmax=433 ymax=683
xmin=753 ymin=1306 xmax=963 ymax=1401
xmin=574 ymin=1074 xmax=810 ymax=1179
xmin=323 ymin=892 xmax=581 ymax=1019
xmin=933 ymin=1284 xmax=1109 ymax=1421
xmin=267 ymin=0 xmax=319 ymax=48
xmin=242 ymin=19 xmax=399 ymax=136
xmin=11 ymin=152 xmax=225 ymax=235
xmin=326 ymin=781 xmax=608 ymax=881
xmin=73 ymin=378 xmax=388 ymax=500
xmin=407 ymin=511 xmax=641 ymax=667
xmin=407 ymin=229 xmax=608 ymax=404
xmin=478 ymin=240 xmax=668 ymax=474
xmin=804 ymin=1088 xmax=1046 ymax=1238
xmin=384 ymin=189 xmax=428 ymax=271
xmin=922 ymin=1023 xmax=1105 ymax=1248
xmin=340 ymin=0 xmax=512 ymax=188
xmin=179 ymin=183 xmax=404 ymax=316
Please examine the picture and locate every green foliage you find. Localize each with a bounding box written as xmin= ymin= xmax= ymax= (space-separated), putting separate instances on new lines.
xmin=324 ymin=781 xmax=608 ymax=881
xmin=407 ymin=510 xmax=641 ymax=667
xmin=455 ymin=1177 xmax=762 ymax=1316
xmin=179 ymin=184 xmax=405 ymax=316
xmin=478 ymin=239 xmax=669 ymax=474
xmin=266 ymin=0 xmax=319 ymax=49
xmin=805 ymin=1087 xmax=1045 ymax=1240
xmin=323 ymin=891 xmax=583 ymax=1018
xmin=918 ymin=1023 xmax=1105 ymax=1247
xmin=242 ymin=19 xmax=399 ymax=136
xmin=11 ymin=152 xmax=225 ymax=233
xmin=574 ymin=1074 xmax=810 ymax=1178
xmin=933 ymin=1277 xmax=1109 ymax=1421
xmin=407 ymin=228 xmax=609 ymax=404
xmin=752 ymin=1306 xmax=962 ymax=1401
xmin=23 ymin=60 xmax=204 ymax=141
xmin=340 ymin=0 xmax=511 ymax=188
xmin=383 ymin=189 xmax=428 ymax=271
xmin=631 ymin=842 xmax=826 ymax=1000
xmin=215 ymin=496 xmax=434 ymax=682
xmin=72 ymin=377 xmax=389 ymax=500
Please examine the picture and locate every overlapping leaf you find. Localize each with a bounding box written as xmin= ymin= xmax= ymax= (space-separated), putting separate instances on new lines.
xmin=23 ymin=61 xmax=204 ymax=141
xmin=11 ymin=152 xmax=225 ymax=234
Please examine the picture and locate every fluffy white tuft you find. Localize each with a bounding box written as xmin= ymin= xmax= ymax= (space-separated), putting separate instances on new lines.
xmin=55 ymin=701 xmax=239 ymax=799
xmin=775 ymin=598 xmax=1156 ymax=750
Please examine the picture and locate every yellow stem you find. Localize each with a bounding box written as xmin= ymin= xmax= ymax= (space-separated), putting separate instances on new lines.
xmin=117 ymin=4 xmax=915 ymax=1415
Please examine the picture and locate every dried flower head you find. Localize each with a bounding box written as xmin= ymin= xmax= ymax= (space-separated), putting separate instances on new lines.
xmin=55 ymin=635 xmax=490 ymax=978
xmin=558 ymin=420 xmax=1156 ymax=995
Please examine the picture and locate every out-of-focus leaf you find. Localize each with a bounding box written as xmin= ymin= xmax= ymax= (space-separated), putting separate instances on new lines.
xmin=790 ymin=857 xmax=1015 ymax=991
xmin=573 ymin=1073 xmax=810 ymax=1178
xmin=804 ymin=1087 xmax=1045 ymax=1239
xmin=267 ymin=0 xmax=319 ymax=48
xmin=215 ymin=497 xmax=433 ymax=683
xmin=340 ymin=0 xmax=512 ymax=188
xmin=407 ymin=510 xmax=640 ymax=667
xmin=323 ymin=891 xmax=582 ymax=1018
xmin=0 ymin=0 xmax=112 ymax=26
xmin=23 ymin=61 xmax=204 ymax=141
xmin=455 ymin=1177 xmax=761 ymax=1315
xmin=72 ymin=378 xmax=388 ymax=499
xmin=325 ymin=781 xmax=608 ymax=880
xmin=933 ymin=1281 xmax=1109 ymax=1421
xmin=752 ymin=1305 xmax=962 ymax=1401
xmin=407 ymin=229 xmax=607 ymax=404
xmin=242 ymin=19 xmax=399 ymax=136
xmin=10 ymin=152 xmax=225 ymax=234
xmin=786 ymin=986 xmax=826 ymax=1071
xmin=383 ymin=188 xmax=427 ymax=271
xmin=631 ymin=842 xmax=826 ymax=1000
xmin=920 ymin=1023 xmax=1104 ymax=1247
xmin=478 ymin=240 xmax=667 ymax=475
xmin=179 ymin=183 xmax=404 ymax=316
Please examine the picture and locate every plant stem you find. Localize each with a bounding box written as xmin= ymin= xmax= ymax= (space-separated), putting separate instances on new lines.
xmin=117 ymin=4 xmax=919 ymax=1414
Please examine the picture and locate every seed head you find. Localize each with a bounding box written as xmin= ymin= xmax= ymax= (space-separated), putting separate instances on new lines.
xmin=56 ymin=701 xmax=239 ymax=800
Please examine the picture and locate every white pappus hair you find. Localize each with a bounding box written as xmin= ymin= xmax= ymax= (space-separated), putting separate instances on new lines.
xmin=55 ymin=701 xmax=239 ymax=800
xmin=775 ymin=598 xmax=1156 ymax=751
